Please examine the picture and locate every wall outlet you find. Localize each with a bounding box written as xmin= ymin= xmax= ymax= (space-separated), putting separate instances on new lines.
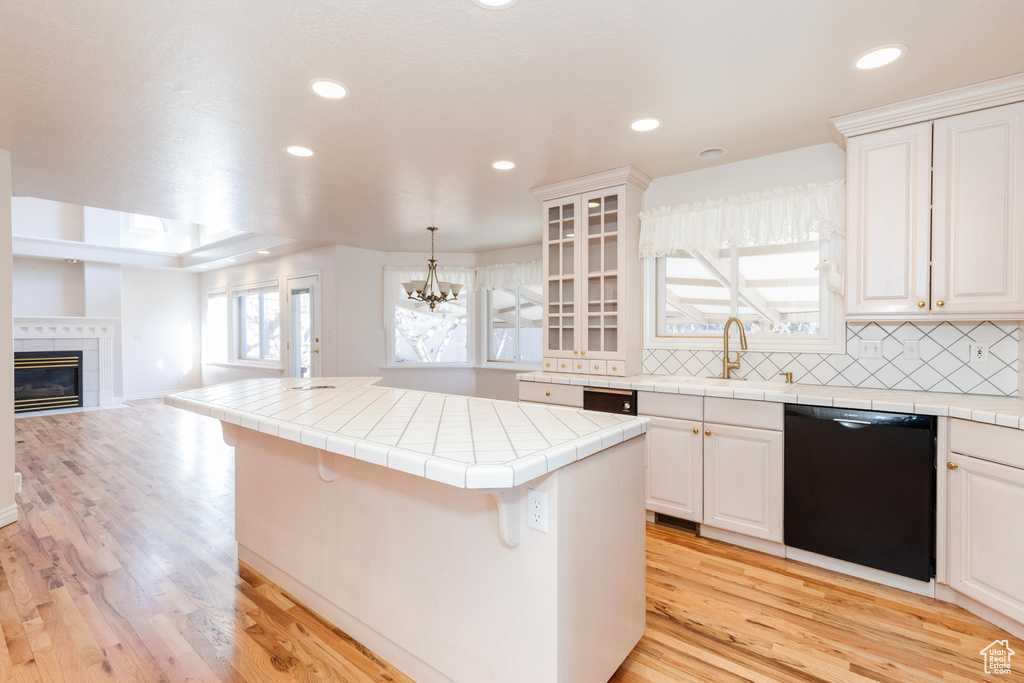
xmin=859 ymin=340 xmax=882 ymax=359
xmin=13 ymin=472 xmax=21 ymax=494
xmin=527 ymin=488 xmax=548 ymax=533
xmin=903 ymin=339 xmax=921 ymax=360
xmin=969 ymin=343 xmax=989 ymax=364
xmin=134 ymin=333 xmax=143 ymax=341
xmin=176 ymin=376 xmax=184 ymax=385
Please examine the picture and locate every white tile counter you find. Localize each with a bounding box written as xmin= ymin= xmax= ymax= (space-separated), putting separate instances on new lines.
xmin=517 ymin=371 xmax=1024 ymax=428
xmin=166 ymin=377 xmax=650 ymax=489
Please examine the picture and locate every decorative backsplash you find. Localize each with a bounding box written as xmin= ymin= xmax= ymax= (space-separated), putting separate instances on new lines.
xmin=643 ymin=322 xmax=1020 ymax=397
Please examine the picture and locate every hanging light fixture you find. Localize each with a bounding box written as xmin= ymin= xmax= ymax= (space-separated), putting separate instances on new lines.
xmin=402 ymin=226 xmax=463 ymax=310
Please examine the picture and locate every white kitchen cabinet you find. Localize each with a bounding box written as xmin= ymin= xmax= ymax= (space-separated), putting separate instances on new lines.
xmin=846 ymin=122 xmax=933 ymax=317
xmin=703 ymin=423 xmax=783 ymax=542
xmin=932 ymin=102 xmax=1024 ymax=315
xmin=533 ymin=167 xmax=650 ymax=376
xmin=645 ymin=416 xmax=703 ymax=522
xmin=844 ymin=101 xmax=1024 ymax=320
xmin=947 ymin=452 xmax=1024 ymax=625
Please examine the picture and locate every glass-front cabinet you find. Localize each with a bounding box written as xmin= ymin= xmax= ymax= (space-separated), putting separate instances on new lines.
xmin=535 ymin=167 xmax=649 ymax=376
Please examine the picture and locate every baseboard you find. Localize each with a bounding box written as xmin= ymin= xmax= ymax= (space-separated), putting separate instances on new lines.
xmin=785 ymin=547 xmax=935 ymax=597
xmin=0 ymin=503 xmax=18 ymax=529
xmin=238 ymin=544 xmax=454 ymax=683
xmin=700 ymin=526 xmax=786 ymax=557
xmin=936 ymin=584 xmax=1024 ymax=640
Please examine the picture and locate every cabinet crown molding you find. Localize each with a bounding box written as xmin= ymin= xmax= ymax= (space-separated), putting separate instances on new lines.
xmin=829 ymin=71 xmax=1024 ymax=148
xmin=530 ymin=165 xmax=652 ymax=201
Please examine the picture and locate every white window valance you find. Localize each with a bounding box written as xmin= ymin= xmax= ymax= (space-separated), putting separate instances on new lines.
xmin=638 ymin=179 xmax=845 ymax=259
xmin=474 ymin=260 xmax=542 ymax=291
xmin=382 ymin=265 xmax=475 ymax=329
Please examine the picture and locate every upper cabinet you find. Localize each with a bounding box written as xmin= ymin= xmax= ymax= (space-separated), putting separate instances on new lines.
xmin=532 ymin=167 xmax=650 ymax=376
xmin=834 ymin=74 xmax=1024 ymax=321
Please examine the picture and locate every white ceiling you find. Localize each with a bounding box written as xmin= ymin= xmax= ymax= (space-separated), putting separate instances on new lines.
xmin=2 ymin=0 xmax=1024 ymax=253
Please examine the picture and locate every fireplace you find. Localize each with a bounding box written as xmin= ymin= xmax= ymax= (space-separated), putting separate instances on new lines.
xmin=14 ymin=351 xmax=84 ymax=413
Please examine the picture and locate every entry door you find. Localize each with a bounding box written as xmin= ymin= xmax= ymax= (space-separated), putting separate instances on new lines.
xmin=287 ymin=275 xmax=320 ymax=378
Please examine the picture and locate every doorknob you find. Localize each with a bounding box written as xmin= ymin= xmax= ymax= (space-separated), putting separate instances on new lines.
xmin=313 ymin=349 xmax=319 ymax=353
xmin=315 ymin=337 xmax=319 ymax=342
xmin=947 ymin=462 xmax=958 ymax=470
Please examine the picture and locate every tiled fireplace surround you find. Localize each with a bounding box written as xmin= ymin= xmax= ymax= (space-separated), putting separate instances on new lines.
xmin=643 ymin=321 xmax=1020 ymax=397
xmin=13 ymin=318 xmax=118 ymax=408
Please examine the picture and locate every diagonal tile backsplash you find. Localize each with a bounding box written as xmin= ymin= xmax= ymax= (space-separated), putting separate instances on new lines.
xmin=643 ymin=322 xmax=1020 ymax=397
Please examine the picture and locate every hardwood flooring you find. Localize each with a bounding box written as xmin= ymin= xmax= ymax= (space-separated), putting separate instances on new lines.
xmin=1 ymin=400 xmax=1019 ymax=682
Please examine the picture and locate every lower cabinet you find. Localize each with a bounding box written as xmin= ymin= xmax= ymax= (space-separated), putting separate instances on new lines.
xmin=702 ymin=423 xmax=784 ymax=543
xmin=947 ymin=452 xmax=1024 ymax=624
xmin=645 ymin=416 xmax=703 ymax=522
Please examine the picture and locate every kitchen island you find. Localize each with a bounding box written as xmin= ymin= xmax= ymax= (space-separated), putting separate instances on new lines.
xmin=167 ymin=377 xmax=651 ymax=683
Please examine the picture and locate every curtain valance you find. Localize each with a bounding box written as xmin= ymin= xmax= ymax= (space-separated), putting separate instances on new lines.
xmin=474 ymin=260 xmax=542 ymax=291
xmin=382 ymin=266 xmax=475 ymax=329
xmin=638 ymin=179 xmax=845 ymax=259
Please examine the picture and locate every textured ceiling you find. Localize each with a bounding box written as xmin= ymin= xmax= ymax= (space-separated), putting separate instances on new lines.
xmin=2 ymin=0 xmax=1024 ymax=252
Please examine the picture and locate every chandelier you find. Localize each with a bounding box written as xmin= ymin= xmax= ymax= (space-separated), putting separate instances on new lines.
xmin=402 ymin=226 xmax=463 ymax=310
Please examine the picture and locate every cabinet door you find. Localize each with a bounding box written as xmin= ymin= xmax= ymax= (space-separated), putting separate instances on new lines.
xmin=948 ymin=453 xmax=1024 ymax=624
xmin=543 ymin=197 xmax=582 ymax=359
xmin=846 ymin=123 xmax=933 ymax=316
xmin=932 ymin=103 xmax=1024 ymax=315
xmin=580 ymin=188 xmax=622 ymax=360
xmin=703 ymin=423 xmax=783 ymax=542
xmin=646 ymin=416 xmax=702 ymax=521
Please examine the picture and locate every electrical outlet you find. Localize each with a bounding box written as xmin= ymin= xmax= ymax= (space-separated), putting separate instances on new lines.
xmin=859 ymin=340 xmax=882 ymax=359
xmin=13 ymin=472 xmax=22 ymax=493
xmin=325 ymin=327 xmax=333 ymax=343
xmin=527 ymin=488 xmax=548 ymax=533
xmin=134 ymin=333 xmax=144 ymax=341
xmin=176 ymin=376 xmax=184 ymax=385
xmin=903 ymin=339 xmax=921 ymax=360
xmin=969 ymin=343 xmax=989 ymax=364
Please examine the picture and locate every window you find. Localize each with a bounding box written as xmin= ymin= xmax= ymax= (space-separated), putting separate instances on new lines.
xmin=647 ymin=237 xmax=843 ymax=353
xmin=205 ymin=289 xmax=227 ymax=363
xmin=487 ymin=286 xmax=543 ymax=363
xmin=128 ymin=213 xmax=167 ymax=233
xmin=393 ymin=298 xmax=469 ymax=364
xmin=233 ymin=283 xmax=280 ymax=363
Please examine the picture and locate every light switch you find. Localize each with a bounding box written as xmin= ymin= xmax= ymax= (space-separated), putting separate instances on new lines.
xmin=859 ymin=340 xmax=882 ymax=359
xmin=903 ymin=340 xmax=921 ymax=360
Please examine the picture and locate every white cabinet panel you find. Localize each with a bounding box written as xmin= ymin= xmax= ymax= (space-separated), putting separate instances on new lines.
xmin=933 ymin=103 xmax=1024 ymax=315
xmin=646 ymin=416 xmax=702 ymax=522
xmin=948 ymin=453 xmax=1024 ymax=624
xmin=846 ymin=122 xmax=933 ymax=316
xmin=703 ymin=423 xmax=783 ymax=542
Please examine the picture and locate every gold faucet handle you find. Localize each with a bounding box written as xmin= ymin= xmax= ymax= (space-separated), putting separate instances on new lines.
xmin=779 ymin=371 xmax=794 ymax=384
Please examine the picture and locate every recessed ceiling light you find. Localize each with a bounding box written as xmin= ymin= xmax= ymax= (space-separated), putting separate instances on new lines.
xmin=257 ymin=250 xmax=270 ymax=254
xmin=697 ymin=147 xmax=727 ymax=159
xmin=308 ymin=78 xmax=348 ymax=99
xmin=225 ymin=258 xmax=237 ymax=263
xmin=65 ymin=259 xmax=79 ymax=264
xmin=492 ymin=160 xmax=516 ymax=170
xmin=471 ymin=0 xmax=519 ymax=9
xmin=630 ymin=117 xmax=662 ymax=132
xmin=852 ymin=44 xmax=908 ymax=70
xmin=286 ymin=145 xmax=315 ymax=157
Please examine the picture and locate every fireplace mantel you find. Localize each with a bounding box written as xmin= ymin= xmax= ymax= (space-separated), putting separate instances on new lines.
xmin=12 ymin=317 xmax=118 ymax=406
xmin=13 ymin=317 xmax=118 ymax=340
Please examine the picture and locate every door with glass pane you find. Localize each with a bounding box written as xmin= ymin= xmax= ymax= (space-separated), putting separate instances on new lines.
xmin=580 ymin=189 xmax=621 ymax=360
xmin=543 ymin=197 xmax=582 ymax=360
xmin=286 ymin=275 xmax=320 ymax=378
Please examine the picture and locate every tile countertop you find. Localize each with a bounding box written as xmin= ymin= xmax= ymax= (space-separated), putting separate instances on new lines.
xmin=516 ymin=372 xmax=1024 ymax=430
xmin=165 ymin=377 xmax=651 ymax=490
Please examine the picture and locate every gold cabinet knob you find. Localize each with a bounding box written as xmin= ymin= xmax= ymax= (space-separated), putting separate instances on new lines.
xmin=612 ymin=366 xmax=617 ymax=371
xmin=947 ymin=462 xmax=958 ymax=470
xmin=704 ymin=430 xmax=711 ymax=436
xmin=917 ymin=301 xmax=926 ymax=308
xmin=581 ymin=350 xmax=586 ymax=356
xmin=560 ymin=363 xmax=566 ymax=369
xmin=594 ymin=365 xmax=599 ymax=370
xmin=545 ymin=362 xmax=550 ymax=367
xmin=577 ymin=364 xmax=582 ymax=369
xmin=936 ymin=300 xmax=945 ymax=307
xmin=545 ymin=391 xmax=551 ymax=397
xmin=692 ymin=428 xmax=699 ymax=434
xmin=573 ymin=350 xmax=579 ymax=355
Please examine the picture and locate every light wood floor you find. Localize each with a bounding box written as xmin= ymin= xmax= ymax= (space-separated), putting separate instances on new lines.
xmin=1 ymin=400 xmax=1019 ymax=682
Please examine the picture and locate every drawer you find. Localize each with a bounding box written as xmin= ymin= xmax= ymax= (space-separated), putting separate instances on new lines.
xmin=541 ymin=357 xmax=558 ymax=372
xmin=518 ymin=382 xmax=583 ymax=407
xmin=587 ymin=360 xmax=608 ymax=375
xmin=950 ymin=419 xmax=1024 ymax=470
xmin=607 ymin=361 xmax=626 ymax=376
xmin=704 ymin=397 xmax=783 ymax=431
xmin=638 ymin=392 xmax=703 ymax=421
xmin=550 ymin=358 xmax=572 ymax=373
xmin=570 ymin=359 xmax=588 ymax=374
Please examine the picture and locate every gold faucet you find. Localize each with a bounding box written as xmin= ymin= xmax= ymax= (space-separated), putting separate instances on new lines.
xmin=720 ymin=316 xmax=747 ymax=380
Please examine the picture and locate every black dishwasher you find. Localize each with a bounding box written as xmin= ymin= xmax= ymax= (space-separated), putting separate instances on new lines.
xmin=784 ymin=405 xmax=936 ymax=582
xmin=582 ymin=387 xmax=637 ymax=415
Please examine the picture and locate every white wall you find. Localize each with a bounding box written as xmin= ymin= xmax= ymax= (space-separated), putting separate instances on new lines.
xmin=644 ymin=143 xmax=845 ymax=209
xmin=1 ymin=150 xmax=16 ymax=527
xmin=121 ymin=268 xmax=202 ymax=398
xmin=11 ymin=196 xmax=84 ymax=241
xmin=12 ymin=257 xmax=85 ymax=316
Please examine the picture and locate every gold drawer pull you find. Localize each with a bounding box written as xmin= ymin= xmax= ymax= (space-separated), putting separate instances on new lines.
xmin=577 ymin=364 xmax=582 ymax=369
xmin=594 ymin=365 xmax=599 ymax=370
xmin=545 ymin=362 xmax=550 ymax=367
xmin=936 ymin=300 xmax=945 ymax=307
xmin=692 ymin=428 xmax=699 ymax=434
xmin=545 ymin=391 xmax=551 ymax=397
xmin=947 ymin=462 xmax=958 ymax=470
xmin=561 ymin=363 xmax=566 ymax=369
xmin=705 ymin=430 xmax=711 ymax=436
xmin=612 ymin=366 xmax=617 ymax=371
xmin=917 ymin=301 xmax=926 ymax=308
